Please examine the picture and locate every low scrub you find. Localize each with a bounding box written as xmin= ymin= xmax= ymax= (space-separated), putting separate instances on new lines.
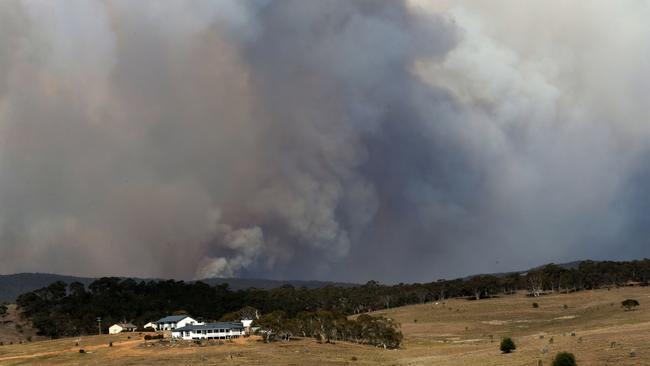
xmin=500 ymin=337 xmax=516 ymax=353
xmin=552 ymin=352 xmax=576 ymax=366
xmin=144 ymin=334 xmax=164 ymax=340
xmin=621 ymin=299 xmax=639 ymax=311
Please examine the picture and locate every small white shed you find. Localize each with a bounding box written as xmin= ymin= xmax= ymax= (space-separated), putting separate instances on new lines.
xmin=109 ymin=323 xmax=137 ymax=334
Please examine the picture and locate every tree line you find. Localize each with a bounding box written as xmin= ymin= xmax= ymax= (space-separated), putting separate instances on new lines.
xmin=15 ymin=259 xmax=650 ymax=341
xmin=254 ymin=310 xmax=402 ymax=349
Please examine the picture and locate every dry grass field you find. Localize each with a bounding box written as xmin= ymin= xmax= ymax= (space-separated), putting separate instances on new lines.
xmin=1 ymin=286 xmax=650 ymax=365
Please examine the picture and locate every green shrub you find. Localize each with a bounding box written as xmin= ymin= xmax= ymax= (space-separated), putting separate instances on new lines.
xmin=551 ymin=352 xmax=576 ymax=366
xmin=621 ymin=299 xmax=640 ymax=311
xmin=500 ymin=337 xmax=516 ymax=353
xmin=79 ymin=349 xmax=86 ymax=354
xmin=532 ymin=302 xmax=539 ymax=308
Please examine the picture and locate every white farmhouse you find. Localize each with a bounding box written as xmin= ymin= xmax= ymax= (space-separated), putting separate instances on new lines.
xmin=155 ymin=315 xmax=200 ymax=331
xmin=172 ymin=322 xmax=245 ymax=340
xmin=109 ymin=323 xmax=137 ymax=334
xmin=143 ymin=322 xmax=157 ymax=330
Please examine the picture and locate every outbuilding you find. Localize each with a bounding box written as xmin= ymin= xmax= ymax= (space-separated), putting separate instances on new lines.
xmin=109 ymin=323 xmax=137 ymax=334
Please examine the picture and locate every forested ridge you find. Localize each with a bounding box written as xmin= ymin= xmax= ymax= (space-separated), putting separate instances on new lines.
xmin=14 ymin=259 xmax=650 ymax=343
xmin=0 ymin=273 xmax=354 ymax=303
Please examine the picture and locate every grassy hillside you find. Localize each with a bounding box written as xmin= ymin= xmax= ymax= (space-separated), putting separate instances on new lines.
xmin=0 ymin=305 xmax=42 ymax=346
xmin=1 ymin=286 xmax=650 ymax=365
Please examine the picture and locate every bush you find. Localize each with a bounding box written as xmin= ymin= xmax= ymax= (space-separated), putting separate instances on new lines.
xmin=109 ymin=341 xmax=113 ymax=347
xmin=144 ymin=334 xmax=163 ymax=341
xmin=551 ymin=352 xmax=576 ymax=366
xmin=532 ymin=302 xmax=539 ymax=308
xmin=621 ymin=299 xmax=640 ymax=311
xmin=500 ymin=337 xmax=516 ymax=353
xmin=79 ymin=349 xmax=86 ymax=354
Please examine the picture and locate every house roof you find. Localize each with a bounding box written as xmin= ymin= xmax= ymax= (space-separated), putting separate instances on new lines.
xmin=155 ymin=315 xmax=192 ymax=323
xmin=113 ymin=323 xmax=136 ymax=328
xmin=174 ymin=322 xmax=244 ymax=332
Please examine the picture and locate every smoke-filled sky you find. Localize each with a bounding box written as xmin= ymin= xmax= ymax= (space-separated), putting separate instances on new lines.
xmin=1 ymin=0 xmax=649 ymax=283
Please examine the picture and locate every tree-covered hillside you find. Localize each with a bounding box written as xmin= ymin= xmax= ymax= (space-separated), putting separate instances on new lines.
xmin=15 ymin=259 xmax=650 ymax=340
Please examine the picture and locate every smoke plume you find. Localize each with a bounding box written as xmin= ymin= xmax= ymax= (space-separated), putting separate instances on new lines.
xmin=0 ymin=1 xmax=649 ymax=282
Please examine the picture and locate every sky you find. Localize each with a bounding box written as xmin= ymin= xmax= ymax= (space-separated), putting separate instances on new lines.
xmin=0 ymin=0 xmax=649 ymax=283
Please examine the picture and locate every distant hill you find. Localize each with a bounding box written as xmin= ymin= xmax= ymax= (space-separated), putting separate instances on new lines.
xmin=198 ymin=277 xmax=358 ymax=290
xmin=0 ymin=273 xmax=358 ymax=303
xmin=0 ymin=260 xmax=593 ymax=303
xmin=0 ymin=273 xmax=96 ymax=303
xmin=462 ymin=260 xmax=587 ymax=280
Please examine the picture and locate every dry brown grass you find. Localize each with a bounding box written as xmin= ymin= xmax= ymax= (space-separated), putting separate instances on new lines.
xmin=0 ymin=305 xmax=43 ymax=345
xmin=2 ymin=286 xmax=650 ymax=365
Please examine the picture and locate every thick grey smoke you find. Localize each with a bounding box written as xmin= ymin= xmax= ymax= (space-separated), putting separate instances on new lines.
xmin=0 ymin=0 xmax=649 ymax=282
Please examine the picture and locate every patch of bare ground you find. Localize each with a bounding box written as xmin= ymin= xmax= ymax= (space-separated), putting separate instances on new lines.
xmin=2 ymin=286 xmax=650 ymax=365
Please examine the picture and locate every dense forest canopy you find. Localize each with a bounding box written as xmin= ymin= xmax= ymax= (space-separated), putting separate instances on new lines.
xmin=15 ymin=259 xmax=650 ymax=340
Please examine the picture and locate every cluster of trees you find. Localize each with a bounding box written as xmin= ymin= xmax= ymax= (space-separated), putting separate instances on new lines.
xmin=255 ymin=310 xmax=402 ymax=349
xmin=15 ymin=259 xmax=650 ymax=340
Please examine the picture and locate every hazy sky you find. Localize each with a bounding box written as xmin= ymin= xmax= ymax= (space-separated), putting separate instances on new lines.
xmin=1 ymin=0 xmax=649 ymax=283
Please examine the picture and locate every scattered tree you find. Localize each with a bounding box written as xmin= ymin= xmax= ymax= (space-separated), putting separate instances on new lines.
xmin=551 ymin=352 xmax=576 ymax=366
xmin=500 ymin=337 xmax=516 ymax=353
xmin=621 ymin=299 xmax=639 ymax=311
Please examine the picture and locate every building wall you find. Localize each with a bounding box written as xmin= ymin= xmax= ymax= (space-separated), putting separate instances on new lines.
xmin=159 ymin=317 xmax=198 ymax=330
xmin=176 ymin=317 xmax=198 ymax=329
xmin=172 ymin=328 xmax=244 ymax=340
xmin=108 ymin=325 xmax=123 ymax=334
